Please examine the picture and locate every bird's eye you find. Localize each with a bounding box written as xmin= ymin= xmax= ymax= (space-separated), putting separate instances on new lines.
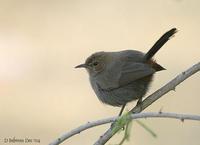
xmin=93 ymin=62 xmax=99 ymax=66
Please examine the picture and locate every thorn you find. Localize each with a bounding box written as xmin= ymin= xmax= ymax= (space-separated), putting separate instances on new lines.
xmin=159 ymin=107 xmax=163 ymax=114
xmin=172 ymin=87 xmax=176 ymax=91
xmin=181 ymin=118 xmax=184 ymax=122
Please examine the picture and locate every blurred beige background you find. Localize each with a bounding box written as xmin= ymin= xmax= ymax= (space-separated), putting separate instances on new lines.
xmin=0 ymin=0 xmax=200 ymax=145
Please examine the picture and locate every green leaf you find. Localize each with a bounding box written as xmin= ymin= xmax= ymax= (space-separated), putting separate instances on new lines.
xmin=136 ymin=120 xmax=157 ymax=138
xmin=111 ymin=112 xmax=131 ymax=134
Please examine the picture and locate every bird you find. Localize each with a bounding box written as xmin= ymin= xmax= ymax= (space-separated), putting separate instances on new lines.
xmin=75 ymin=28 xmax=177 ymax=116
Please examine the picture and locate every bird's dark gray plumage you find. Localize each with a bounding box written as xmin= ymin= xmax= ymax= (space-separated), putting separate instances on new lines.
xmin=88 ymin=50 xmax=155 ymax=106
xmin=76 ymin=28 xmax=177 ymax=114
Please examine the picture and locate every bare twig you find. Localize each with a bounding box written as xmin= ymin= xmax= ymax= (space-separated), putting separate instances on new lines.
xmin=49 ymin=62 xmax=200 ymax=145
xmin=94 ymin=62 xmax=200 ymax=145
xmin=49 ymin=112 xmax=200 ymax=145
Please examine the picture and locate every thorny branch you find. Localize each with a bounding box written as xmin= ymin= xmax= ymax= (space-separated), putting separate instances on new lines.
xmin=49 ymin=62 xmax=200 ymax=145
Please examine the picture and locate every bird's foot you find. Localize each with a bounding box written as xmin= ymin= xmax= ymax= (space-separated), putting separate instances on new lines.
xmin=110 ymin=122 xmax=125 ymax=130
xmin=111 ymin=112 xmax=131 ymax=131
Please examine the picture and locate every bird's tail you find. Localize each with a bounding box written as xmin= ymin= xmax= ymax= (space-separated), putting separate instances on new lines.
xmin=144 ymin=28 xmax=177 ymax=61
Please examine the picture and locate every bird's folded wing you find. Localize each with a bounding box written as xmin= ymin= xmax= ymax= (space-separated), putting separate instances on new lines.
xmin=118 ymin=62 xmax=155 ymax=86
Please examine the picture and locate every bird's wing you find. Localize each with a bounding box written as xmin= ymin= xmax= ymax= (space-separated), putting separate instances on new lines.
xmin=118 ymin=62 xmax=155 ymax=86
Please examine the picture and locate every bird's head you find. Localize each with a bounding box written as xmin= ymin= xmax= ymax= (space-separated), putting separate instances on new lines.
xmin=75 ymin=52 xmax=108 ymax=76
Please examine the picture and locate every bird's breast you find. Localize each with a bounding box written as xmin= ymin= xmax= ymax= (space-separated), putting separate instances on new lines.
xmin=91 ymin=66 xmax=121 ymax=90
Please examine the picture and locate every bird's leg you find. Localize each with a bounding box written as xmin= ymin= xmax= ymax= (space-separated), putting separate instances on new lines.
xmin=118 ymin=104 xmax=126 ymax=130
xmin=136 ymin=97 xmax=143 ymax=112
xmin=118 ymin=104 xmax=126 ymax=116
xmin=111 ymin=104 xmax=126 ymax=129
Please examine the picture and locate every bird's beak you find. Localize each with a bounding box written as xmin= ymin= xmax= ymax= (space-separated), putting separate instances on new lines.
xmin=75 ymin=63 xmax=88 ymax=68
